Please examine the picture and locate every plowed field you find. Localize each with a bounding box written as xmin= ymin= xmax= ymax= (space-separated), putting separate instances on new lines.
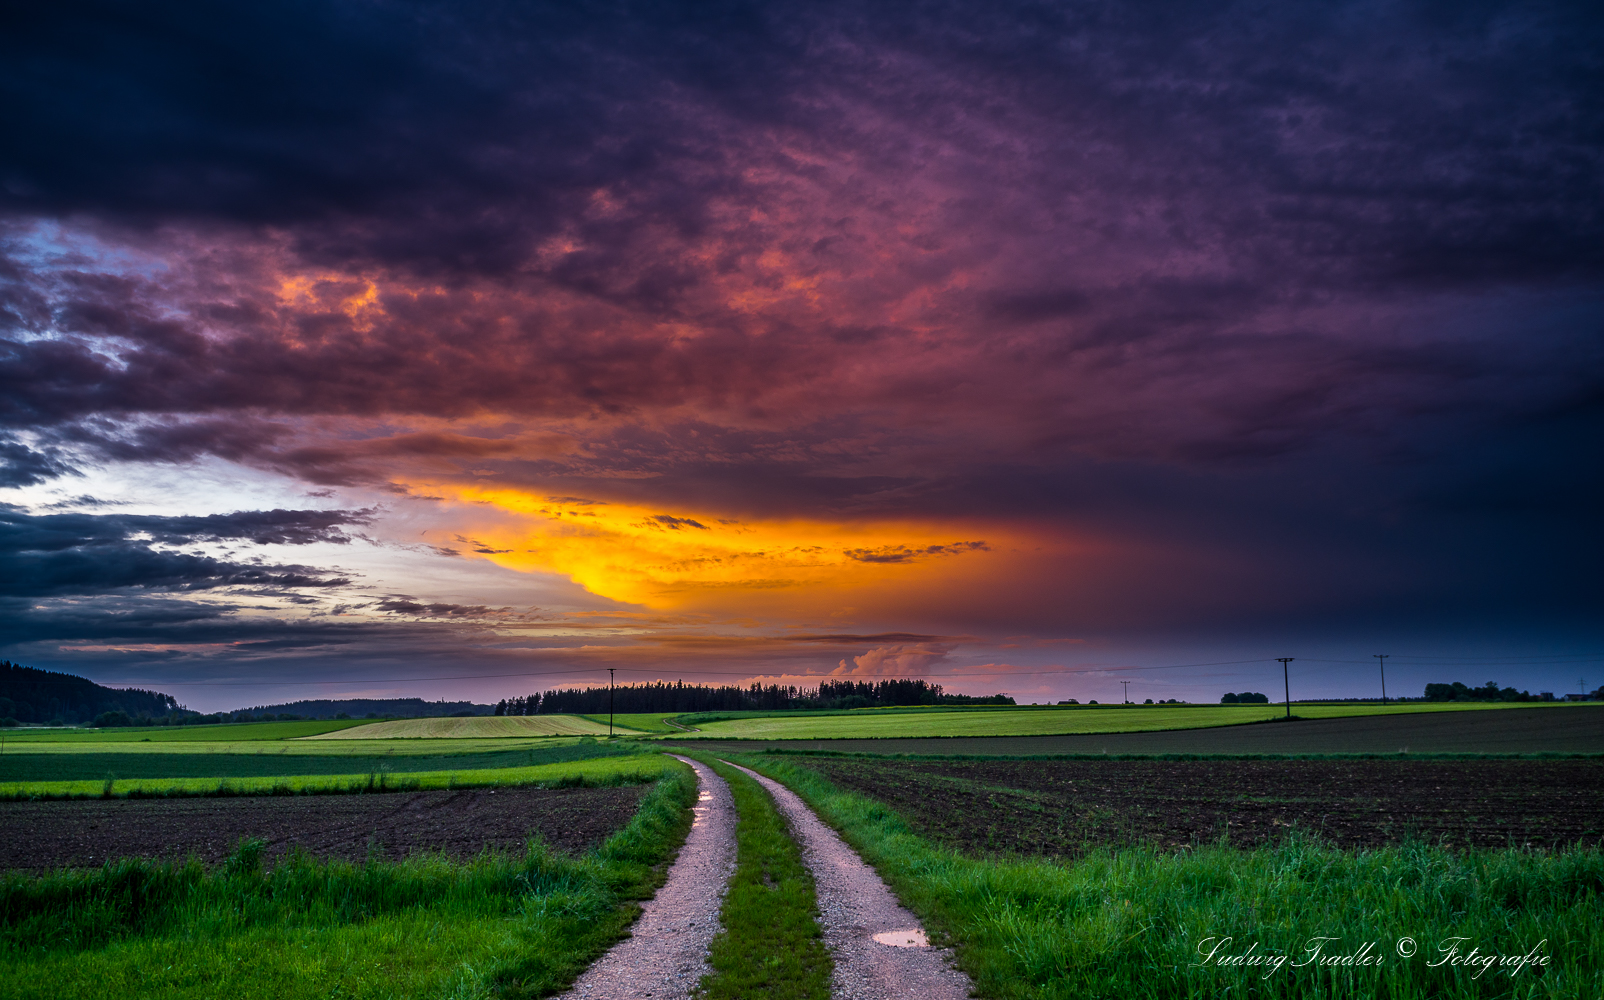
xmin=798 ymin=757 xmax=1604 ymax=856
xmin=0 ymin=785 xmax=645 ymax=872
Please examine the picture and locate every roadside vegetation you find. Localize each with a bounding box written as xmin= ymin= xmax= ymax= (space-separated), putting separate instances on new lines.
xmin=0 ymin=762 xmax=697 ymax=1000
xmin=733 ymin=752 xmax=1604 ymax=999
xmin=694 ymin=757 xmax=832 ymax=1000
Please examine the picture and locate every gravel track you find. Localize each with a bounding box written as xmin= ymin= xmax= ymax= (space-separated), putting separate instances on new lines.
xmin=724 ymin=760 xmax=973 ymax=1000
xmin=559 ymin=756 xmax=736 ymax=1000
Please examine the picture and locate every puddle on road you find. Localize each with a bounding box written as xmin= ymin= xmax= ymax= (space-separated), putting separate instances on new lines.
xmin=873 ymin=928 xmax=928 ymax=948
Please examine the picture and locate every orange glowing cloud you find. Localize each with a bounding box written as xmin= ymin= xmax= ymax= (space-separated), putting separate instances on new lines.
xmin=404 ymin=481 xmax=1014 ymax=614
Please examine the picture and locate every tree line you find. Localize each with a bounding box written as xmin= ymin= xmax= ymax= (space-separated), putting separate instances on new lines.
xmin=495 ymin=678 xmax=1013 ymax=716
xmin=0 ymin=661 xmax=184 ymax=726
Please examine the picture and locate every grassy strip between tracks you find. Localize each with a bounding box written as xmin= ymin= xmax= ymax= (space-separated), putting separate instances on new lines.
xmin=0 ymin=760 xmax=698 ymax=1000
xmin=0 ymin=753 xmax=673 ymax=801
xmin=729 ymin=752 xmax=1604 ymax=1000
xmin=695 ymin=757 xmax=832 ymax=1000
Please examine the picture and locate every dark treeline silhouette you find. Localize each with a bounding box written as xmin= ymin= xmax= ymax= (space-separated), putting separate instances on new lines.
xmin=496 ymin=678 xmax=1013 ymax=716
xmin=1423 ymin=681 xmax=1559 ymax=702
xmin=1220 ymin=691 xmax=1271 ymax=704
xmin=0 ymin=661 xmax=185 ymax=726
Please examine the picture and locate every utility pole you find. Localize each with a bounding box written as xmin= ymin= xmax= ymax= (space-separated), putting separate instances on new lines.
xmin=608 ymin=668 xmax=615 ymax=738
xmin=1277 ymin=658 xmax=1294 ymax=718
xmin=1374 ymin=654 xmax=1389 ymax=704
xmin=1120 ymin=680 xmax=1130 ymax=704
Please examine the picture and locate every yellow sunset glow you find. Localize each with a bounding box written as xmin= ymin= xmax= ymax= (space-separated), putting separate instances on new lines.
xmin=410 ymin=483 xmax=1009 ymax=609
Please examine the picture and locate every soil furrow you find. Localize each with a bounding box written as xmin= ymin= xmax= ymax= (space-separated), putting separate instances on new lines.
xmin=559 ymin=755 xmax=737 ymax=1000
xmin=723 ymin=760 xmax=972 ymax=1000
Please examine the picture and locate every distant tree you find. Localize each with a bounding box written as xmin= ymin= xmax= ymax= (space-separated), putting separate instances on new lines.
xmin=1220 ymin=693 xmax=1239 ymax=704
xmin=1424 ymin=681 xmax=1540 ymax=702
xmin=92 ymin=710 xmax=133 ymax=727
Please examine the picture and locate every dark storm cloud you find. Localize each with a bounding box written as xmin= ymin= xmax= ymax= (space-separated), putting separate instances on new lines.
xmin=0 ymin=507 xmax=370 ymax=596
xmin=2 ymin=1 xmax=1597 ymax=288
xmin=0 ymin=593 xmax=463 ymax=650
xmin=373 ymin=598 xmax=512 ymax=618
xmin=0 ymin=0 xmax=1599 ymax=650
xmin=844 ymin=542 xmax=990 ymax=564
xmin=0 ymin=435 xmax=76 ymax=486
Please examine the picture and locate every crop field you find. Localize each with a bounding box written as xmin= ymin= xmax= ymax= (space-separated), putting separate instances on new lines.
xmin=580 ymin=712 xmax=689 ymax=734
xmin=792 ymin=755 xmax=1604 ymax=855
xmin=0 ymin=752 xmax=674 ymax=801
xmin=730 ymin=752 xmax=1604 ymax=999
xmin=0 ymin=783 xmax=648 ymax=872
xmin=5 ymin=700 xmax=1600 ymax=1000
xmin=0 ymin=740 xmax=644 ymax=783
xmin=674 ymin=700 xmax=1588 ymax=740
xmin=1 ymin=735 xmax=611 ymax=759
xmin=2 ymin=720 xmax=371 ymax=742
xmin=0 ymin=765 xmax=699 ymax=1000
xmin=669 ymin=703 xmax=1604 ymax=755
xmin=300 ymin=714 xmax=637 ymax=739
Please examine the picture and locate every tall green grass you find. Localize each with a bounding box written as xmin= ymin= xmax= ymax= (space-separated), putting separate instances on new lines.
xmin=0 ymin=737 xmax=645 ymax=783
xmin=732 ymin=754 xmax=1603 ymax=1000
xmin=0 ymin=753 xmax=672 ymax=801
xmin=0 ymin=765 xmax=697 ymax=1000
xmin=695 ymin=758 xmax=832 ymax=1000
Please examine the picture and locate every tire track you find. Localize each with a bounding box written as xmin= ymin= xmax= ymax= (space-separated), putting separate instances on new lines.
xmin=559 ymin=755 xmax=736 ymax=1000
xmin=723 ymin=760 xmax=973 ymax=1000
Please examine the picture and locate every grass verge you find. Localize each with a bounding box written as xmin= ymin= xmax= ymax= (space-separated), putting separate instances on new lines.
xmin=0 ymin=761 xmax=698 ymax=1000
xmin=693 ymin=757 xmax=832 ymax=1000
xmin=0 ymin=753 xmax=672 ymax=801
xmin=730 ymin=752 xmax=1604 ymax=1000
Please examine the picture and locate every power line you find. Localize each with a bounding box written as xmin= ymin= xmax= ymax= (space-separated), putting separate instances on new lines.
xmin=114 ymin=651 xmax=1604 ymax=690
xmin=122 ymin=658 xmax=1276 ymax=687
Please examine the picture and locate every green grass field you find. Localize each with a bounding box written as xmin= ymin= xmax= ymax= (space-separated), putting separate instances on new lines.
xmin=0 ymin=736 xmax=616 ymax=758
xmin=580 ymin=712 xmax=688 ymax=734
xmin=0 ymin=739 xmax=647 ymax=783
xmin=0 ymin=762 xmax=698 ymax=1000
xmin=0 ymin=720 xmax=370 ymax=742
xmin=301 ymin=715 xmax=641 ymax=739
xmin=0 ymin=753 xmax=674 ymax=801
xmin=678 ymin=701 xmax=1588 ymax=740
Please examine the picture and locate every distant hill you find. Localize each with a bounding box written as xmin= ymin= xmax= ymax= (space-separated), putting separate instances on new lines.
xmin=0 ymin=661 xmax=185 ymax=725
xmin=234 ymin=698 xmax=493 ymax=719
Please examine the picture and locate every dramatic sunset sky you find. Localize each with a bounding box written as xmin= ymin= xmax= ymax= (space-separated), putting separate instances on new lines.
xmin=3 ymin=1 xmax=1600 ymax=710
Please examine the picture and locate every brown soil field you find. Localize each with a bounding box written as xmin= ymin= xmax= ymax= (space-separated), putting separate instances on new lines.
xmin=796 ymin=757 xmax=1604 ymax=856
xmin=0 ymin=785 xmax=645 ymax=872
xmin=667 ymin=704 xmax=1604 ymax=755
